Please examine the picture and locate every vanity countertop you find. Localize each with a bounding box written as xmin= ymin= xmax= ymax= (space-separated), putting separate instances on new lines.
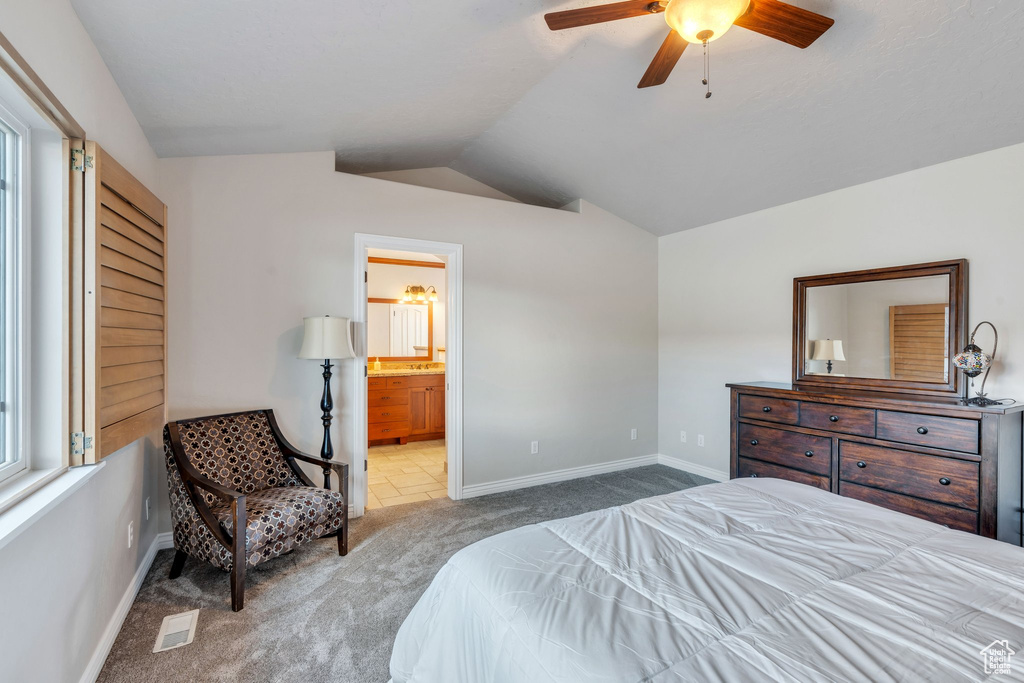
xmin=369 ymin=367 xmax=445 ymax=377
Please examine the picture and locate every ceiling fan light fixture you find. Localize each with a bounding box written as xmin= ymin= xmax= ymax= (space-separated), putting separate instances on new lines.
xmin=664 ymin=0 xmax=751 ymax=44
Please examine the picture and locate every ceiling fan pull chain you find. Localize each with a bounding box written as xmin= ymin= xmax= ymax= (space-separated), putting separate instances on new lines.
xmin=702 ymin=38 xmax=712 ymax=99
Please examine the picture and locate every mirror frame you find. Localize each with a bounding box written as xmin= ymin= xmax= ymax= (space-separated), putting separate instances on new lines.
xmin=367 ymin=298 xmax=434 ymax=361
xmin=793 ymin=259 xmax=968 ymax=398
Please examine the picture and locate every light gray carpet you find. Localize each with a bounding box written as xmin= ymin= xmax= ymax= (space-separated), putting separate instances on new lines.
xmin=98 ymin=465 xmax=712 ymax=683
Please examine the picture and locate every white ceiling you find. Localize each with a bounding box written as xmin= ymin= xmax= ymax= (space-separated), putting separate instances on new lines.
xmin=70 ymin=0 xmax=1024 ymax=235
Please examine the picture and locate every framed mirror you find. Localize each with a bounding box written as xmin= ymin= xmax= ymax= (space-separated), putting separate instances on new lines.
xmin=367 ymin=298 xmax=434 ymax=361
xmin=793 ymin=260 xmax=967 ymax=397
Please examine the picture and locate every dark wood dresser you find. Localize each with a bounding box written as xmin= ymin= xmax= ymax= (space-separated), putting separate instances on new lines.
xmin=728 ymin=382 xmax=1024 ymax=545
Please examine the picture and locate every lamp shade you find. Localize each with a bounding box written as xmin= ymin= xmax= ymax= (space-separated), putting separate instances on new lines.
xmin=811 ymin=339 xmax=846 ymax=362
xmin=953 ymin=343 xmax=991 ymax=378
xmin=298 ymin=316 xmax=355 ymax=360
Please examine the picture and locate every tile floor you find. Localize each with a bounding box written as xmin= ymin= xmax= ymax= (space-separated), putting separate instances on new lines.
xmin=367 ymin=439 xmax=447 ymax=509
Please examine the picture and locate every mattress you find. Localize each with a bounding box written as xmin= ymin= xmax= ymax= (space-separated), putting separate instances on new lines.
xmin=390 ymin=478 xmax=1024 ymax=682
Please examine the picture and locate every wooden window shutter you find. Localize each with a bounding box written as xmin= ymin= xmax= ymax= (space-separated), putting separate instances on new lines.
xmin=83 ymin=141 xmax=167 ymax=460
xmin=889 ymin=303 xmax=949 ymax=383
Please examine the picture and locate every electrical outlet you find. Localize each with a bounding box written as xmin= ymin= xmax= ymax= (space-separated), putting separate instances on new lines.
xmin=128 ymin=521 xmax=134 ymax=549
xmin=680 ymin=430 xmax=687 ymax=443
xmin=530 ymin=441 xmax=539 ymax=455
xmin=698 ymin=434 xmax=705 ymax=447
xmin=630 ymin=428 xmax=637 ymax=441
xmin=145 ymin=497 xmax=151 ymax=521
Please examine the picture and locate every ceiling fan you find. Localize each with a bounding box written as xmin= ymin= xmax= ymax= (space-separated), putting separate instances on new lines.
xmin=545 ymin=0 xmax=834 ymax=90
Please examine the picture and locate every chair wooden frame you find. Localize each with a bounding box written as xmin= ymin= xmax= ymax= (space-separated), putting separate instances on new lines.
xmin=165 ymin=409 xmax=349 ymax=611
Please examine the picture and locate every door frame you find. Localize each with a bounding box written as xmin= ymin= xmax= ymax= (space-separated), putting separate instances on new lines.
xmin=352 ymin=234 xmax=464 ymax=515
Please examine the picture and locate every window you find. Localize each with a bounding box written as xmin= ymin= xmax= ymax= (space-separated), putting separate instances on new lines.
xmin=0 ymin=98 xmax=27 ymax=486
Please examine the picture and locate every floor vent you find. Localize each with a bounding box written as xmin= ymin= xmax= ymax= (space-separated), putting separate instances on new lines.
xmin=153 ymin=609 xmax=199 ymax=653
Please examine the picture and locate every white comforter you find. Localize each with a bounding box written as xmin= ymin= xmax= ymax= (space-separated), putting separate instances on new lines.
xmin=390 ymin=478 xmax=1024 ymax=682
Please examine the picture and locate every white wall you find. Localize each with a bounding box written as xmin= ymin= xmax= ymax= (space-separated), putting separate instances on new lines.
xmin=0 ymin=1 xmax=164 ymax=681
xmin=658 ymin=142 xmax=1024 ymax=478
xmin=160 ymin=151 xmax=659 ymax=492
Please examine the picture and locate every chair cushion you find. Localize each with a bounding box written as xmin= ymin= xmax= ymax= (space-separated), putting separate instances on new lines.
xmin=212 ymin=486 xmax=346 ymax=567
xmin=175 ymin=411 xmax=304 ymax=509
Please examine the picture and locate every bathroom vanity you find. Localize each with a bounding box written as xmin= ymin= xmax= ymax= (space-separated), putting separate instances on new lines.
xmin=368 ymin=366 xmax=446 ymax=446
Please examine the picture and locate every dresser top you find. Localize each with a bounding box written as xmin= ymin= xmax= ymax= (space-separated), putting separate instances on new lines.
xmin=727 ymin=381 xmax=1024 ymax=415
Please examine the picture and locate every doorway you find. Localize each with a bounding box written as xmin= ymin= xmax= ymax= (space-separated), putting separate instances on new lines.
xmin=352 ymin=235 xmax=463 ymax=517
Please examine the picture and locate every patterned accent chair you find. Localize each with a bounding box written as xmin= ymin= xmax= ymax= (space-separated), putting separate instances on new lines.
xmin=164 ymin=410 xmax=348 ymax=611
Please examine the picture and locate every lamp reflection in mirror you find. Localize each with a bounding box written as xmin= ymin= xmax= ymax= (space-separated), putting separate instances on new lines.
xmin=953 ymin=321 xmax=1000 ymax=406
xmin=811 ymin=339 xmax=845 ymax=374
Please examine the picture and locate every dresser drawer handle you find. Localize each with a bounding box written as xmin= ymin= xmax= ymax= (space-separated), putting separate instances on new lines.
xmin=382 ymin=429 xmax=391 ymax=433
xmin=856 ymin=461 xmax=866 ymax=468
xmin=917 ymin=426 xmax=929 ymax=435
xmin=750 ymin=439 xmax=759 ymax=446
xmin=939 ymin=477 xmax=951 ymax=486
xmin=829 ymin=415 xmax=840 ymax=423
xmin=381 ymin=413 xmax=390 ymax=416
xmin=763 ymin=406 xmax=772 ymax=413
xmin=382 ymin=396 xmax=390 ymax=400
xmin=805 ymin=451 xmax=814 ymax=457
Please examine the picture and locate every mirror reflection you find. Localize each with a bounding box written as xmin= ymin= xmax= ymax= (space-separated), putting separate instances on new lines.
xmin=804 ymin=274 xmax=950 ymax=382
xmin=368 ymin=301 xmax=432 ymax=359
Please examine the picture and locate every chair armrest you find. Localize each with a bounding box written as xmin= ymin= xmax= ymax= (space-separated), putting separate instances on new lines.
xmin=189 ymin=473 xmax=245 ymax=503
xmin=177 ymin=461 xmax=244 ymax=503
xmin=287 ymin=451 xmax=349 ymax=475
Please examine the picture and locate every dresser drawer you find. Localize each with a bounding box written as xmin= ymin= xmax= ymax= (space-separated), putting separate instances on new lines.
xmin=876 ymin=410 xmax=979 ymax=454
xmin=367 ymin=376 xmax=387 ymax=390
xmin=736 ymin=457 xmax=830 ymax=490
xmin=369 ymin=422 xmax=410 ymax=440
xmin=738 ymin=396 xmax=799 ymax=424
xmin=840 ymin=482 xmax=978 ymax=533
xmin=368 ymin=389 xmax=409 ymax=407
xmin=385 ymin=376 xmax=411 ymax=389
xmin=369 ymin=404 xmax=409 ymax=423
xmin=839 ymin=442 xmax=979 ymax=510
xmin=738 ymin=424 xmax=831 ymax=476
xmin=799 ymin=402 xmax=875 ymax=437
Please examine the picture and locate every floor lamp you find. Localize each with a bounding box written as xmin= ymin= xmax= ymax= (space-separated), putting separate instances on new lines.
xmin=298 ymin=315 xmax=355 ymax=489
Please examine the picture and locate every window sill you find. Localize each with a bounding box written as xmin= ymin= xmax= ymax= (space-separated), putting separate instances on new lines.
xmin=0 ymin=463 xmax=105 ymax=551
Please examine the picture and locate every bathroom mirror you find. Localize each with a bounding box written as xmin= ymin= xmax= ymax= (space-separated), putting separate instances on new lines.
xmin=367 ymin=299 xmax=434 ymax=360
xmin=793 ymin=260 xmax=967 ymax=397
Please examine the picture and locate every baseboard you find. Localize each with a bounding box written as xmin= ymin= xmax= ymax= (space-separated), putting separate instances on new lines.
xmin=79 ymin=531 xmax=173 ymax=683
xmin=461 ymin=454 xmax=660 ymax=499
xmin=657 ymin=454 xmax=729 ymax=482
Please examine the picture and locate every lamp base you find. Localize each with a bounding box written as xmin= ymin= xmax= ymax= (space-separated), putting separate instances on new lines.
xmin=965 ymin=395 xmax=1002 ymax=407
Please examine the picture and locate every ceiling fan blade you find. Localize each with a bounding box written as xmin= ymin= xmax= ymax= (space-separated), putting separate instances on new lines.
xmin=638 ymin=30 xmax=687 ymax=88
xmin=545 ymin=0 xmax=663 ymax=31
xmin=734 ymin=0 xmax=834 ymax=48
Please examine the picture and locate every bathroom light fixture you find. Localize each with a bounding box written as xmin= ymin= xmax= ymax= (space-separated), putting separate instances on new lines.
xmin=953 ymin=321 xmax=1001 ymax=406
xmin=402 ymin=285 xmax=435 ymax=303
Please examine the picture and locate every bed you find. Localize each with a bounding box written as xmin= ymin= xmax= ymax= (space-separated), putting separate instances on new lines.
xmin=390 ymin=478 xmax=1024 ymax=682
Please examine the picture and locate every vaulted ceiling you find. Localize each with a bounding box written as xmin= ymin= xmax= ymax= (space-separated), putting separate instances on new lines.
xmin=70 ymin=0 xmax=1024 ymax=235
